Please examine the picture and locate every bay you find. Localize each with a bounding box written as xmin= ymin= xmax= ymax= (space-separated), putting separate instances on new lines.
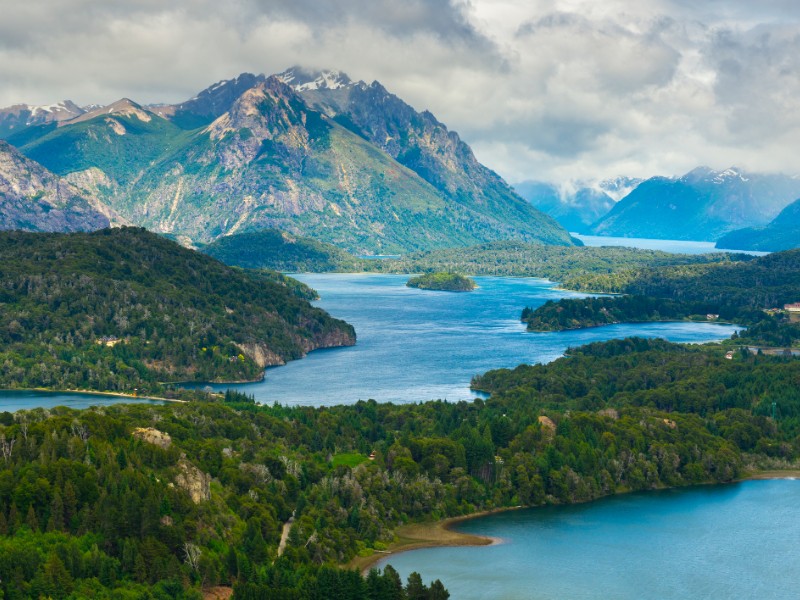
xmin=380 ymin=479 xmax=800 ymax=600
xmin=198 ymin=274 xmax=739 ymax=406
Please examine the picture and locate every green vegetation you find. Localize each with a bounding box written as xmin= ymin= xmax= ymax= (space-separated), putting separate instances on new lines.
xmin=0 ymin=397 xmax=455 ymax=598
xmin=331 ymin=453 xmax=371 ymax=468
xmin=362 ymin=241 xmax=748 ymax=281
xmin=523 ymin=296 xmax=710 ymax=332
xmin=0 ymin=228 xmax=355 ymax=394
xmin=3 ymin=333 xmax=800 ymax=596
xmin=523 ymin=249 xmax=800 ymax=332
xmin=201 ymin=228 xmax=362 ymax=273
xmin=406 ymin=272 xmax=476 ymax=292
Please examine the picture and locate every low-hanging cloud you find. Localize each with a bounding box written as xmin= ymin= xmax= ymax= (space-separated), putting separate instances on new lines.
xmin=0 ymin=0 xmax=798 ymax=185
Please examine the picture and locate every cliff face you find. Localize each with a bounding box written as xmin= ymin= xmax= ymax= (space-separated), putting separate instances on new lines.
xmin=0 ymin=141 xmax=112 ymax=232
xmin=175 ymin=458 xmax=211 ymax=504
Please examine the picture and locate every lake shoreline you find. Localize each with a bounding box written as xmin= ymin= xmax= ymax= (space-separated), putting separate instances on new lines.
xmin=0 ymin=387 xmax=185 ymax=404
xmin=348 ymin=506 xmax=523 ymax=574
xmin=352 ymin=469 xmax=800 ymax=573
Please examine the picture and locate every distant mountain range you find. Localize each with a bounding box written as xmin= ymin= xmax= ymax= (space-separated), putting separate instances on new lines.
xmin=0 ymin=68 xmax=573 ymax=253
xmin=716 ymin=197 xmax=800 ymax=252
xmin=590 ymin=167 xmax=800 ymax=241
xmin=515 ymin=177 xmax=640 ymax=233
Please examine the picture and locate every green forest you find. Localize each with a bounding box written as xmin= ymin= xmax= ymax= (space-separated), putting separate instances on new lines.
xmin=2 ymin=332 xmax=799 ymax=597
xmin=522 ymin=249 xmax=800 ymax=334
xmin=0 ymin=228 xmax=355 ymax=394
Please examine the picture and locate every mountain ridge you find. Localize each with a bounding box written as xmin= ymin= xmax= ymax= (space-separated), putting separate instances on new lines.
xmin=590 ymin=167 xmax=800 ymax=241
xmin=716 ymin=197 xmax=800 ymax=252
xmin=2 ymin=68 xmax=574 ymax=252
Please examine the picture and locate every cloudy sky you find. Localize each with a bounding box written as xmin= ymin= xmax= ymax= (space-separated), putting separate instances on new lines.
xmin=2 ymin=0 xmax=799 ymax=185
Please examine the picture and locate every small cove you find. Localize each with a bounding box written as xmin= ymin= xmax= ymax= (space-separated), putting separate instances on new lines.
xmin=379 ymin=479 xmax=800 ymax=600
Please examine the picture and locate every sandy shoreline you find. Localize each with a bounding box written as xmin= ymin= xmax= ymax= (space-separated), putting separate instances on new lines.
xmin=0 ymin=387 xmax=185 ymax=404
xmin=348 ymin=506 xmax=522 ymax=574
xmin=348 ymin=469 xmax=800 ymax=573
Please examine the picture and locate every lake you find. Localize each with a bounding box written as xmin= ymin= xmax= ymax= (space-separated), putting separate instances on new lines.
xmin=1 ymin=274 xmax=740 ymax=411
xmin=380 ymin=479 xmax=800 ymax=600
xmin=573 ymin=233 xmax=769 ymax=256
xmin=195 ymin=274 xmax=738 ymax=405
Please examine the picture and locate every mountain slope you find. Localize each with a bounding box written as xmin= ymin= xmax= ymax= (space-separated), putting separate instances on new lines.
xmin=0 ymin=227 xmax=355 ymax=391
xmin=280 ymin=67 xmax=572 ymax=247
xmin=716 ymin=197 xmax=800 ymax=251
xmin=0 ymin=140 xmax=114 ymax=232
xmin=11 ymin=72 xmax=574 ymax=252
xmin=591 ymin=167 xmax=800 ymax=241
xmin=514 ymin=179 xmax=637 ymax=233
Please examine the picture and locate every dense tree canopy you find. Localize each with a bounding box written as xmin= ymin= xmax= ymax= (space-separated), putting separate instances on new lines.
xmin=0 ymin=228 xmax=355 ymax=393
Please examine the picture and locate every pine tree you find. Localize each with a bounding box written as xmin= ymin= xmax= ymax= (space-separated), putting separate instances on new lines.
xmin=25 ymin=505 xmax=39 ymax=532
xmin=48 ymin=488 xmax=65 ymax=531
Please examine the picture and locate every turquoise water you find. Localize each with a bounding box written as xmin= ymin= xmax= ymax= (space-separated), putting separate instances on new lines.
xmin=196 ymin=274 xmax=739 ymax=405
xmin=1 ymin=274 xmax=740 ymax=411
xmin=380 ymin=479 xmax=800 ymax=599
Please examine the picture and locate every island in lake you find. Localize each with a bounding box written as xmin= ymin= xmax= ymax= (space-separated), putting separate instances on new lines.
xmin=406 ymin=272 xmax=477 ymax=292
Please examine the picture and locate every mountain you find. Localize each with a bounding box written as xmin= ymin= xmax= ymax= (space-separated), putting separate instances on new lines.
xmin=278 ymin=67 xmax=571 ymax=248
xmin=514 ymin=178 xmax=639 ymax=233
xmin=0 ymin=227 xmax=355 ymax=390
xmin=0 ymin=100 xmax=85 ymax=139
xmin=591 ymin=167 xmax=800 ymax=241
xmin=4 ymin=69 xmax=573 ymax=252
xmin=716 ymin=197 xmax=800 ymax=251
xmin=201 ymin=228 xmax=362 ymax=272
xmin=0 ymin=140 xmax=115 ymax=232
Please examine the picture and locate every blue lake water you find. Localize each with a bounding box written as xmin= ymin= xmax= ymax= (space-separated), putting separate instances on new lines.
xmin=380 ymin=479 xmax=800 ymax=600
xmin=197 ymin=274 xmax=739 ymax=405
xmin=1 ymin=274 xmax=740 ymax=411
xmin=574 ymin=233 xmax=769 ymax=256
xmin=0 ymin=390 xmax=161 ymax=413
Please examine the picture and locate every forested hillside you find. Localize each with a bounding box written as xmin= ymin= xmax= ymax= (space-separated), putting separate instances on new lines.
xmin=0 ymin=228 xmax=355 ymax=393
xmin=4 ymin=340 xmax=798 ymax=598
xmin=201 ymin=229 xmax=362 ymax=273
xmin=524 ymin=249 xmax=800 ymax=331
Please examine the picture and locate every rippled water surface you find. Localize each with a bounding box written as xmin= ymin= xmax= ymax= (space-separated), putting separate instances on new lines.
xmin=1 ymin=274 xmax=740 ymax=411
xmin=197 ymin=274 xmax=739 ymax=405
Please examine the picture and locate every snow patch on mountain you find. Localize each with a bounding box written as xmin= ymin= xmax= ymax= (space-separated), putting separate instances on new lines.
xmin=277 ymin=67 xmax=354 ymax=91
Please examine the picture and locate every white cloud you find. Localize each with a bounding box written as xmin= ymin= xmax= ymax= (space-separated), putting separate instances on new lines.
xmin=0 ymin=0 xmax=799 ymax=184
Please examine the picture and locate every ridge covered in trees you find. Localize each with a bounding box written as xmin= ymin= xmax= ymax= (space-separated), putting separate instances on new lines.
xmin=1 ymin=333 xmax=799 ymax=596
xmin=406 ymin=273 xmax=476 ymax=292
xmin=0 ymin=228 xmax=355 ymax=394
xmin=522 ymin=248 xmax=800 ymax=333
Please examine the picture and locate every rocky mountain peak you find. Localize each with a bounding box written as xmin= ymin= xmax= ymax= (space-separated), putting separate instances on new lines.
xmin=67 ymin=98 xmax=153 ymax=126
xmin=277 ymin=66 xmax=354 ymax=91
